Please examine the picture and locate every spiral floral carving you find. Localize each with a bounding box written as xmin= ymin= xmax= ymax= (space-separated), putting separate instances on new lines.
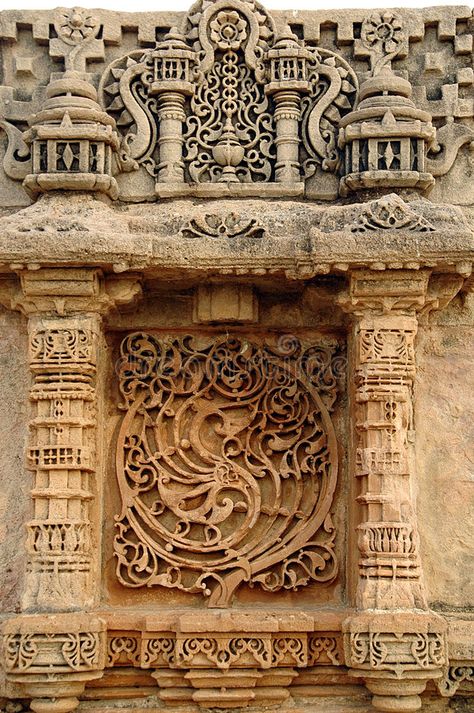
xmin=114 ymin=334 xmax=340 ymax=606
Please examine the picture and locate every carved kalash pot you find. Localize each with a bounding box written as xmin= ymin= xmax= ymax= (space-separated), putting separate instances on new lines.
xmin=338 ymin=66 xmax=436 ymax=196
xmin=23 ymin=70 xmax=120 ymax=199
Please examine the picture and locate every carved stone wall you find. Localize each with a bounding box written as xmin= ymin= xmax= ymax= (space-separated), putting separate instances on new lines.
xmin=0 ymin=2 xmax=473 ymax=713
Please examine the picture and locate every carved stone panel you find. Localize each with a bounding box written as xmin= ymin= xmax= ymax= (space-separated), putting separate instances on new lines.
xmin=113 ymin=333 xmax=343 ymax=607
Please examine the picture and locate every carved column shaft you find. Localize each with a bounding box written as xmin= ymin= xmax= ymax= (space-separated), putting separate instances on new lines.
xmin=341 ymin=270 xmax=448 ymax=713
xmin=156 ymin=92 xmax=186 ymax=184
xmin=273 ymin=90 xmax=301 ymax=183
xmin=25 ymin=312 xmax=102 ymax=610
xmin=342 ymin=270 xmax=429 ymax=610
xmin=353 ymin=309 xmax=425 ymax=610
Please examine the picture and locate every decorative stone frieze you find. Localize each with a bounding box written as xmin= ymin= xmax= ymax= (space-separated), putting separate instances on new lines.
xmin=0 ymin=3 xmax=473 ymax=713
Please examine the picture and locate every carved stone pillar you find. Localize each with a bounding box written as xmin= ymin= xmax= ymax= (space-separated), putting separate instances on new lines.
xmin=156 ymin=92 xmax=187 ymax=184
xmin=272 ymin=90 xmax=302 ymax=184
xmin=0 ymin=268 xmax=142 ymax=611
xmin=148 ymin=29 xmax=195 ymax=188
xmin=266 ymin=27 xmax=311 ymax=184
xmin=0 ymin=267 xmax=141 ymax=713
xmin=339 ymin=270 xmax=460 ymax=712
xmin=25 ymin=309 xmax=101 ymax=610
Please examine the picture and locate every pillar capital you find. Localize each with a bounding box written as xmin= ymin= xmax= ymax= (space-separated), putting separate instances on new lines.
xmin=338 ymin=268 xmax=464 ymax=318
xmin=0 ymin=267 xmax=142 ymax=317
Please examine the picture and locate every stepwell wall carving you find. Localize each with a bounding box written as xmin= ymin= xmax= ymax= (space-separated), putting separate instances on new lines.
xmin=0 ymin=2 xmax=473 ymax=713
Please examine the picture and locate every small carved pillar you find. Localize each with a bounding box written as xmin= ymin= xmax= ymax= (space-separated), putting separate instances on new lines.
xmin=265 ymin=27 xmax=311 ymax=184
xmin=0 ymin=268 xmax=142 ymax=611
xmin=340 ymin=270 xmax=451 ymax=712
xmin=148 ymin=28 xmax=195 ymax=186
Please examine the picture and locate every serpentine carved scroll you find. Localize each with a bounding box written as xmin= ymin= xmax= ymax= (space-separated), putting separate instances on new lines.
xmin=114 ymin=334 xmax=341 ymax=607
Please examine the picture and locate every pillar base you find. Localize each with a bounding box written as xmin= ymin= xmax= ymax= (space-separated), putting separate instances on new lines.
xmin=343 ymin=612 xmax=446 ymax=712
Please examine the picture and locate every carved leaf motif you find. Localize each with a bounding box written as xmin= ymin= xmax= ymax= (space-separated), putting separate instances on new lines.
xmin=107 ymin=635 xmax=140 ymax=667
xmin=4 ymin=634 xmax=38 ymax=671
xmin=438 ymin=665 xmax=474 ymax=697
xmin=181 ymin=212 xmax=265 ymax=239
xmin=114 ymin=334 xmax=340 ymax=606
xmin=301 ymin=49 xmax=358 ymax=175
xmin=351 ymin=195 xmax=435 ymax=233
xmin=62 ymin=633 xmax=100 ymax=670
xmin=308 ymin=635 xmax=342 ymax=666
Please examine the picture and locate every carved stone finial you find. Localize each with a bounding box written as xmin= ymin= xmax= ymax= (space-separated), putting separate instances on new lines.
xmin=360 ymin=11 xmax=406 ymax=75
xmin=51 ymin=7 xmax=103 ymax=73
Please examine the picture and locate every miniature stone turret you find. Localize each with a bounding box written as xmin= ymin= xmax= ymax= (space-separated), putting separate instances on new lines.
xmin=338 ymin=67 xmax=436 ymax=196
xmin=148 ymin=28 xmax=196 ymax=186
xmin=23 ymin=70 xmax=120 ymax=199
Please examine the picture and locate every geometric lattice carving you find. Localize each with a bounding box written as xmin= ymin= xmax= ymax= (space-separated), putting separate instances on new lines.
xmin=114 ymin=333 xmax=341 ymax=606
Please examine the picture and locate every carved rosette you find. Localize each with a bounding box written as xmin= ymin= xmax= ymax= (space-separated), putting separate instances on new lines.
xmin=114 ymin=333 xmax=341 ymax=606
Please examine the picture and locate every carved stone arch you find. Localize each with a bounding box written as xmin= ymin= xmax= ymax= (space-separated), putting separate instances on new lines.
xmin=192 ymin=0 xmax=273 ymax=76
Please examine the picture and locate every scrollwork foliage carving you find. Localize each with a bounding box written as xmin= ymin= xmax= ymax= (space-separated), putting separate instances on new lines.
xmin=4 ymin=632 xmax=101 ymax=673
xmin=183 ymin=1 xmax=276 ymax=183
xmin=114 ymin=333 xmax=341 ymax=607
xmin=301 ymin=49 xmax=358 ymax=176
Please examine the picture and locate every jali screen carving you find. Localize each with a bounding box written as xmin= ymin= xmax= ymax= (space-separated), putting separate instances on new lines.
xmin=114 ymin=333 xmax=341 ymax=606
